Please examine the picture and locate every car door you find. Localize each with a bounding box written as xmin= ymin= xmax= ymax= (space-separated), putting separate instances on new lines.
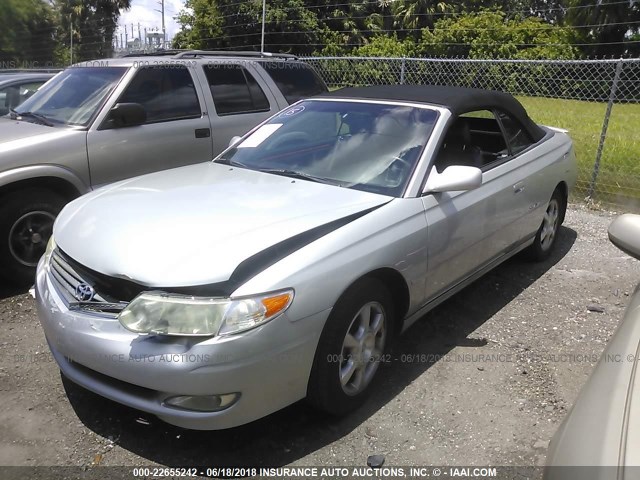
xmin=197 ymin=62 xmax=281 ymax=154
xmin=422 ymin=110 xmax=533 ymax=300
xmin=86 ymin=65 xmax=213 ymax=187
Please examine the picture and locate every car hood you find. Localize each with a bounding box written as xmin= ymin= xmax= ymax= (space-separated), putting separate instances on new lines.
xmin=55 ymin=162 xmax=391 ymax=287
xmin=0 ymin=117 xmax=60 ymax=145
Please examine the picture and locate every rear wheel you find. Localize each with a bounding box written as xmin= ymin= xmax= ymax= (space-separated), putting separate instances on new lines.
xmin=307 ymin=278 xmax=394 ymax=415
xmin=0 ymin=189 xmax=66 ymax=286
xmin=525 ymin=188 xmax=565 ymax=262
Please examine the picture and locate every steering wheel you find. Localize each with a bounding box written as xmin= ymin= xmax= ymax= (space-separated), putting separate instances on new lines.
xmin=267 ymin=131 xmax=312 ymax=151
xmin=390 ymin=155 xmax=413 ymax=170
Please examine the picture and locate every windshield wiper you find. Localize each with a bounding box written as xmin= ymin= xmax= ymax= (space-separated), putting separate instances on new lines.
xmin=215 ymin=153 xmax=248 ymax=168
xmin=9 ymin=108 xmax=54 ymax=127
xmin=257 ymin=168 xmax=337 ymax=185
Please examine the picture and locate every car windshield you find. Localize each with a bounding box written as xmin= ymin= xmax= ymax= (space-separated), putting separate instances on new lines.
xmin=217 ymin=100 xmax=438 ymax=197
xmin=14 ymin=67 xmax=127 ymax=127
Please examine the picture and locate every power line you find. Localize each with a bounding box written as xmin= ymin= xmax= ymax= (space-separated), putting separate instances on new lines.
xmin=254 ymin=40 xmax=640 ymax=46
xmin=192 ymin=19 xmax=640 ymax=39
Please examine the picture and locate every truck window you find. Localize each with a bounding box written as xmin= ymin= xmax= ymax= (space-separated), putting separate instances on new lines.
xmin=118 ymin=66 xmax=201 ymax=124
xmin=203 ymin=64 xmax=270 ymax=116
xmin=14 ymin=67 xmax=127 ymax=127
xmin=260 ymin=62 xmax=327 ymax=103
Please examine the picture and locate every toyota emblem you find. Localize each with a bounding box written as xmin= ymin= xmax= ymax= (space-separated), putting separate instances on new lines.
xmin=74 ymin=283 xmax=95 ymax=302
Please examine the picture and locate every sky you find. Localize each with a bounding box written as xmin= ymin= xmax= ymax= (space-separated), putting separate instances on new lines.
xmin=118 ymin=0 xmax=186 ymax=44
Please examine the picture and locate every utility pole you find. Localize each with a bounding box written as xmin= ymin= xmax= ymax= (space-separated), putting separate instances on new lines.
xmin=154 ymin=0 xmax=166 ymax=47
xmin=261 ymin=0 xmax=266 ymax=53
xmin=69 ymin=14 xmax=73 ymax=65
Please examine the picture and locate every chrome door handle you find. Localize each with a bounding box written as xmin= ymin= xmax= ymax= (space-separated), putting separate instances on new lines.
xmin=513 ymin=182 xmax=525 ymax=194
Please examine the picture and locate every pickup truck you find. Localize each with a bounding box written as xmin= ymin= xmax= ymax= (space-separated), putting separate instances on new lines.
xmin=0 ymin=51 xmax=328 ymax=284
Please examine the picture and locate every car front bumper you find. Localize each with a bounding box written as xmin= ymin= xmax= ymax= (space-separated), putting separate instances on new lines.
xmin=35 ymin=257 xmax=329 ymax=430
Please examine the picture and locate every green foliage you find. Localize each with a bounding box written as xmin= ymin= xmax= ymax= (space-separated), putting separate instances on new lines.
xmin=419 ymin=10 xmax=578 ymax=59
xmin=392 ymin=0 xmax=451 ymax=32
xmin=354 ymin=35 xmax=417 ymax=57
xmin=173 ymin=0 xmax=322 ymax=54
xmin=172 ymin=0 xmax=223 ymax=50
xmin=0 ymin=0 xmax=56 ymax=64
xmin=567 ymin=0 xmax=640 ymax=58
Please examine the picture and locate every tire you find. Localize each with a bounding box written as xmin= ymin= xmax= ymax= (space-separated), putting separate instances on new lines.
xmin=0 ymin=188 xmax=66 ymax=286
xmin=307 ymin=278 xmax=394 ymax=415
xmin=525 ymin=188 xmax=565 ymax=262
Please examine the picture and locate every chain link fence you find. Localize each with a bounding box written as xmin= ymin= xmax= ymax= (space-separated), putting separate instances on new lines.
xmin=305 ymin=56 xmax=640 ymax=210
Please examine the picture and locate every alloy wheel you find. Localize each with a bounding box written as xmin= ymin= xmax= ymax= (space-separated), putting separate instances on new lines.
xmin=540 ymin=198 xmax=560 ymax=251
xmin=339 ymin=301 xmax=387 ymax=396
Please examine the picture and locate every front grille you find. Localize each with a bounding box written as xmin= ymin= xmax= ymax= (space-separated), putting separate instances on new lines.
xmin=49 ymin=250 xmax=129 ymax=317
xmin=48 ymin=248 xmax=235 ymax=314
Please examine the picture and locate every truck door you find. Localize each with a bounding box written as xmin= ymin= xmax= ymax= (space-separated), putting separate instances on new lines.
xmin=86 ymin=65 xmax=213 ymax=187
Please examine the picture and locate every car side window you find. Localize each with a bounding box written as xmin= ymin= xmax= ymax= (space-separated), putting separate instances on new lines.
xmin=497 ymin=111 xmax=534 ymax=155
xmin=204 ymin=64 xmax=270 ymax=116
xmin=260 ymin=62 xmax=327 ymax=103
xmin=19 ymin=82 xmax=45 ymax=101
xmin=0 ymin=81 xmax=45 ymax=116
xmin=118 ymin=66 xmax=201 ymax=124
xmin=0 ymin=86 xmax=16 ymax=116
xmin=433 ymin=110 xmax=509 ymax=173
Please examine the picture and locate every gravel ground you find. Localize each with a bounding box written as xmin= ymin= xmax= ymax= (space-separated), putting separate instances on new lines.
xmin=1 ymin=204 xmax=638 ymax=476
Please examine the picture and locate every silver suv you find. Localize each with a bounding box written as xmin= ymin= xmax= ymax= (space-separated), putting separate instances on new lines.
xmin=0 ymin=51 xmax=327 ymax=284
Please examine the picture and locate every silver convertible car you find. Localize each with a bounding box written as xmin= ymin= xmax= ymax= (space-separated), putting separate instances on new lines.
xmin=35 ymin=85 xmax=577 ymax=430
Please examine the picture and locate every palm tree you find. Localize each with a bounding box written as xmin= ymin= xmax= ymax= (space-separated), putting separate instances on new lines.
xmin=392 ymin=0 xmax=450 ymax=34
xmin=567 ymin=0 xmax=640 ymax=57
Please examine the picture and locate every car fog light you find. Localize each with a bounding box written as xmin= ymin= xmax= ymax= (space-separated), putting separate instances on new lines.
xmin=164 ymin=393 xmax=239 ymax=412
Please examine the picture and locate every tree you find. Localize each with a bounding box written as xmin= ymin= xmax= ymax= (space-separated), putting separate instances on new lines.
xmin=419 ymin=10 xmax=578 ymax=59
xmin=566 ymin=0 xmax=640 ymax=57
xmin=53 ymin=0 xmax=131 ymax=63
xmin=354 ymin=34 xmax=417 ymax=57
xmin=173 ymin=0 xmax=322 ymax=55
xmin=392 ymin=0 xmax=450 ymax=34
xmin=0 ymin=0 xmax=57 ymax=65
xmin=173 ymin=0 xmax=223 ymax=50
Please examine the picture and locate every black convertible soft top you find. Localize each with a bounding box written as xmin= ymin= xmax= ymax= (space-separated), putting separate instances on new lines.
xmin=320 ymin=85 xmax=545 ymax=142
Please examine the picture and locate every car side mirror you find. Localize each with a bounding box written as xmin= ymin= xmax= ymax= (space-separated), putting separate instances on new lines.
xmin=609 ymin=214 xmax=640 ymax=260
xmin=106 ymin=102 xmax=147 ymax=128
xmin=229 ymin=136 xmax=242 ymax=148
xmin=423 ymin=165 xmax=483 ymax=194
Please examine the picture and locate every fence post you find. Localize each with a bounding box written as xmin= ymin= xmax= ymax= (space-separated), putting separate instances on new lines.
xmin=400 ymin=57 xmax=406 ymax=85
xmin=587 ymin=59 xmax=623 ymax=199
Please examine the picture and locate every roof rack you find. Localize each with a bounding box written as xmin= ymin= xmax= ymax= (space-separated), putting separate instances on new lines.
xmin=172 ymin=50 xmax=298 ymax=60
xmin=122 ymin=49 xmax=189 ymax=57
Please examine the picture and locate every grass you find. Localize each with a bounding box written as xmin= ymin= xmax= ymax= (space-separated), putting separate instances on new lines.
xmin=517 ymin=96 xmax=640 ymax=208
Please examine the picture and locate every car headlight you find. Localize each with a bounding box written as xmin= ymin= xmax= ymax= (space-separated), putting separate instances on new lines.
xmin=44 ymin=235 xmax=56 ymax=265
xmin=118 ymin=289 xmax=294 ymax=337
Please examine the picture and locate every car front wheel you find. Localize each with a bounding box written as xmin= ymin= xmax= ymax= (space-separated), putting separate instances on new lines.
xmin=307 ymin=278 xmax=394 ymax=415
xmin=0 ymin=188 xmax=65 ymax=286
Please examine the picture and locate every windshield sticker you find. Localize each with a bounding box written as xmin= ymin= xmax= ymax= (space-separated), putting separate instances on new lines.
xmin=280 ymin=105 xmax=305 ymax=117
xmin=237 ymin=124 xmax=283 ymax=148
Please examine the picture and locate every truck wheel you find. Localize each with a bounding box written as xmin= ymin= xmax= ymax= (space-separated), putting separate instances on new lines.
xmin=307 ymin=278 xmax=394 ymax=415
xmin=0 ymin=189 xmax=66 ymax=286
